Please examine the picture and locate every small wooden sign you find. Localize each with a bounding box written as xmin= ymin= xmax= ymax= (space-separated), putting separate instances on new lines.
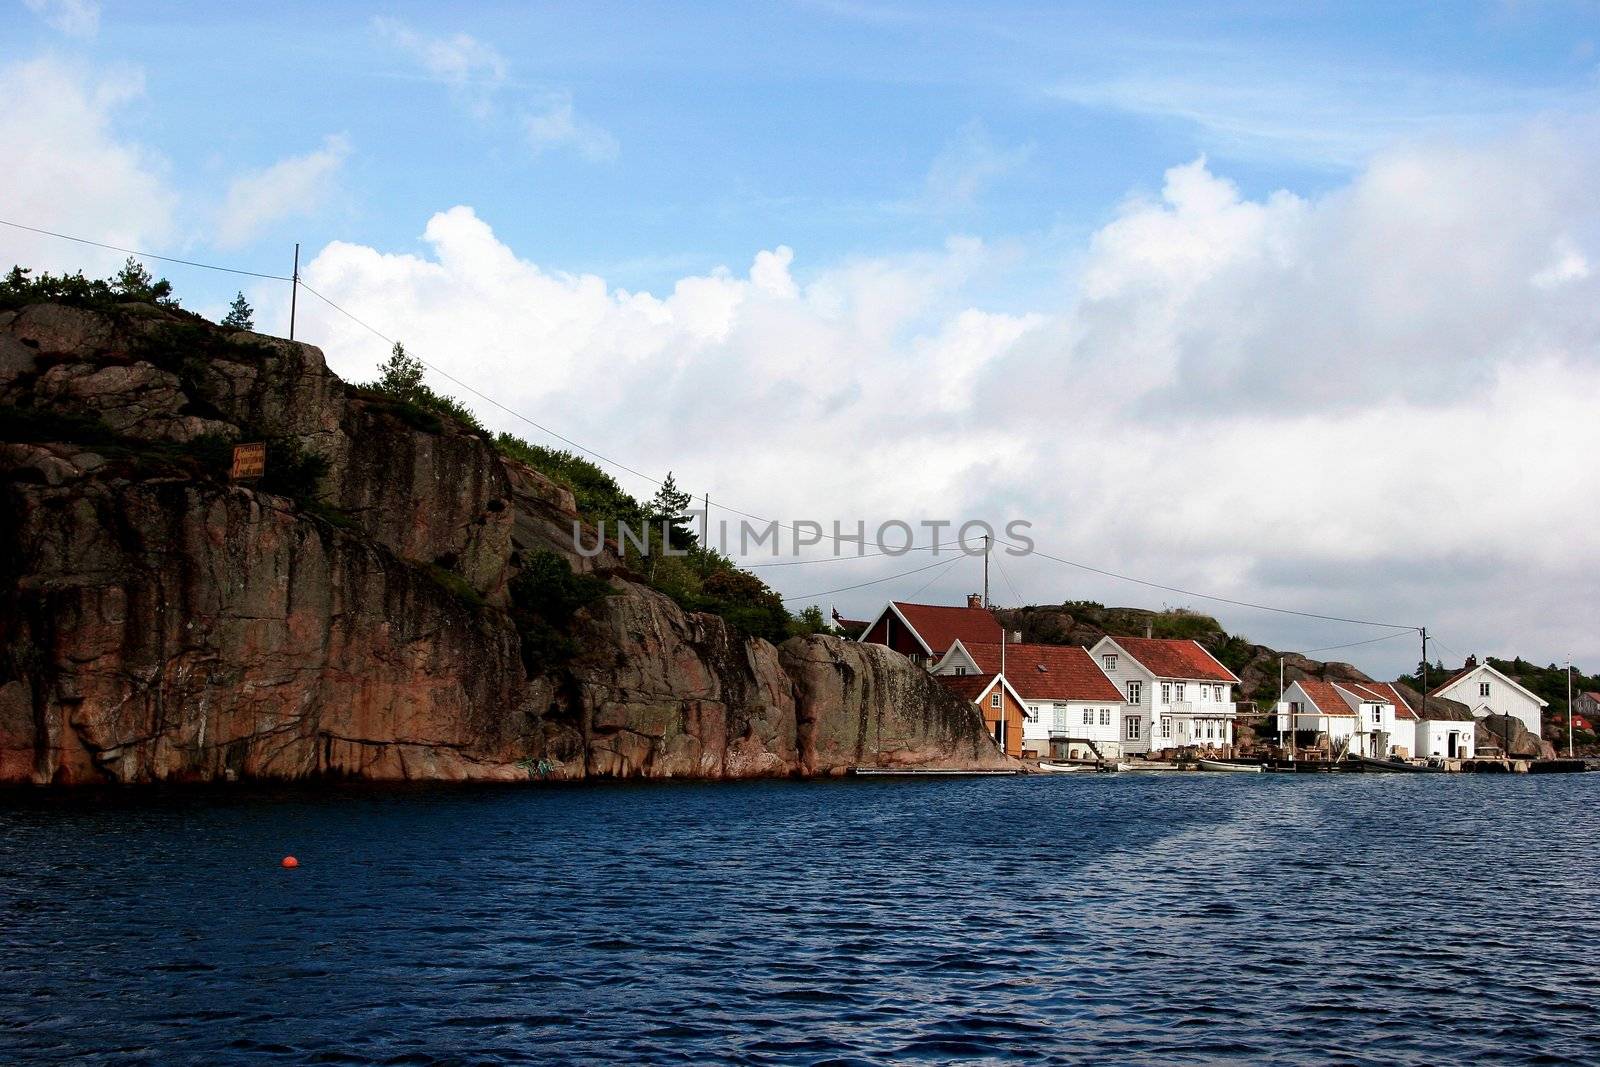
xmin=230 ymin=442 xmax=266 ymax=481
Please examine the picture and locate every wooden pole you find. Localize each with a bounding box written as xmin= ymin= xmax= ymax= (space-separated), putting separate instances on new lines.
xmin=289 ymin=242 xmax=299 ymax=341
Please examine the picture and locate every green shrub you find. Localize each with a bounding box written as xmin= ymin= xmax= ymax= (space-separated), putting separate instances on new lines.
xmin=509 ymin=550 xmax=615 ymax=675
xmin=493 ymin=433 xmax=646 ymax=529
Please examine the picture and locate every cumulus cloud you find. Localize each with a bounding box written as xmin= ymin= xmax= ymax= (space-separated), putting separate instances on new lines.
xmin=277 ymin=120 xmax=1600 ymax=676
xmin=0 ymin=56 xmax=173 ymax=274
xmin=215 ymin=135 xmax=350 ymax=249
xmin=524 ymin=92 xmax=619 ymax=161
xmin=23 ymin=0 xmax=100 ymax=37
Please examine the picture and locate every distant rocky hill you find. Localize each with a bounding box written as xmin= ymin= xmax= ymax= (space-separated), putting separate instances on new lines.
xmin=0 ymin=293 xmax=1010 ymax=784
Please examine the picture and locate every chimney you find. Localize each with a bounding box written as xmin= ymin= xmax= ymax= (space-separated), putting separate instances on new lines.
xmin=1145 ymin=621 xmax=1153 ymax=639
xmin=967 ymin=593 xmax=983 ymax=610
xmin=1465 ymin=654 xmax=1478 ymax=670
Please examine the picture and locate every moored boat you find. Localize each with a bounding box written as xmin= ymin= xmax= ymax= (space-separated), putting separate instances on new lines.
xmin=1343 ymin=754 xmax=1448 ymax=773
xmin=1037 ymin=760 xmax=1106 ymax=773
xmin=1197 ymin=758 xmax=1264 ymax=773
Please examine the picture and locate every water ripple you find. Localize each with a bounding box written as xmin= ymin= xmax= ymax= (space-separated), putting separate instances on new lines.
xmin=1 ymin=774 xmax=1597 ymax=1064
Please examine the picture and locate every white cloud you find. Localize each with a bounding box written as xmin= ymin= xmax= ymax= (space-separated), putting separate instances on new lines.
xmin=274 ymin=119 xmax=1600 ymax=677
xmin=215 ymin=135 xmax=351 ymax=249
xmin=524 ymin=92 xmax=618 ymax=161
xmin=0 ymin=56 xmax=174 ymax=275
xmin=24 ymin=0 xmax=100 ymax=37
xmin=913 ymin=122 xmax=1033 ymax=212
xmin=372 ymin=17 xmax=508 ymax=119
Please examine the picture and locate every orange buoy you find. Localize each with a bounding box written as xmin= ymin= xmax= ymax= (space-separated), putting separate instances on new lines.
xmin=280 ymin=856 xmax=299 ymax=869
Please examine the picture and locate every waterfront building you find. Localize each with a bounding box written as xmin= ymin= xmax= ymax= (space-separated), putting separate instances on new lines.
xmin=1086 ymin=636 xmax=1240 ymax=755
xmin=1429 ymin=656 xmax=1547 ymax=738
xmin=935 ymin=640 xmax=1125 ymax=760
xmin=855 ymin=596 xmax=1002 ymax=668
xmin=936 ymin=671 xmax=1028 ymax=758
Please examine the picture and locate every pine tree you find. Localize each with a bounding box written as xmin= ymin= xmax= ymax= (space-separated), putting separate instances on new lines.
xmin=221 ymin=291 xmax=255 ymax=330
xmin=109 ymin=256 xmax=173 ymax=304
xmin=374 ymin=341 xmax=426 ymax=400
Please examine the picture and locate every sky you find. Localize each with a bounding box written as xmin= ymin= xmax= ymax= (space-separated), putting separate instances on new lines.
xmin=3 ymin=0 xmax=1599 ymax=680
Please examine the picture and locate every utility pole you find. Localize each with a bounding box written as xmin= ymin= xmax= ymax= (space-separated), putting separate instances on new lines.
xmin=1568 ymin=654 xmax=1574 ymax=758
xmin=1420 ymin=627 xmax=1428 ymax=724
xmin=982 ymin=534 xmax=990 ymax=609
xmin=1278 ymin=655 xmax=1286 ymax=757
xmin=289 ymin=242 xmax=299 ymax=341
xmin=701 ymin=493 xmax=708 ymax=549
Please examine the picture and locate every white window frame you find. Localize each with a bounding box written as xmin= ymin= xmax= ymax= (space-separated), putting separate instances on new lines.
xmin=1099 ymin=708 xmax=1110 ymax=726
xmin=1175 ymin=682 xmax=1186 ymax=702
xmin=1480 ymin=681 xmax=1491 ymax=698
xmin=1161 ymin=682 xmax=1172 ymax=704
xmin=1125 ymin=716 xmax=1141 ymax=740
xmin=1127 ymin=681 xmax=1143 ymax=705
xmin=1083 ymin=707 xmax=1094 ymax=726
xmin=1103 ymin=653 xmax=1118 ymax=671
xmin=1161 ymin=716 xmax=1172 ymax=739
xmin=990 ymin=692 xmax=1001 ymax=709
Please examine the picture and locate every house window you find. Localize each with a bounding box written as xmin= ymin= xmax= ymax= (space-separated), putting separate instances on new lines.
xmin=1024 ymin=704 xmax=1039 ymax=723
xmin=1371 ymin=706 xmax=1381 ymax=724
xmin=1127 ymin=681 xmax=1143 ymax=704
xmin=1103 ymin=653 xmax=1117 ymax=671
xmin=1125 ymin=716 xmax=1141 ymax=740
xmin=1099 ymin=708 xmax=1110 ymax=726
xmin=1083 ymin=707 xmax=1094 ymax=726
xmin=954 ymin=666 xmax=967 ymax=676
xmin=1290 ymin=701 xmax=1303 ymax=714
xmin=1053 ymin=703 xmax=1068 ymax=730
xmin=1480 ymin=681 xmax=1491 ymax=698
xmin=1175 ymin=682 xmax=1186 ymax=702
xmin=1161 ymin=717 xmax=1172 ymax=738
xmin=1206 ymin=721 xmax=1214 ymax=740
xmin=990 ymin=692 xmax=1001 ymax=709
xmin=1161 ymin=682 xmax=1172 ymax=704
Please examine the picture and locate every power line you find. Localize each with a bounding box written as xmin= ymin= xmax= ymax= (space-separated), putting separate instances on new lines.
xmin=747 ymin=535 xmax=981 ymax=567
xmin=781 ymin=555 xmax=962 ymax=604
xmin=995 ymin=538 xmax=1420 ymax=632
xmin=1300 ymin=629 xmax=1415 ymax=655
xmin=0 ymin=219 xmax=291 ymax=281
xmin=991 ymin=547 xmax=1024 ymax=607
xmin=903 ymin=554 xmax=964 ymax=601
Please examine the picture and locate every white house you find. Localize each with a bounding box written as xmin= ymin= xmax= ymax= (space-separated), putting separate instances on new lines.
xmin=1282 ymin=679 xmax=1362 ymax=755
xmin=1413 ymin=713 xmax=1477 ymax=760
xmin=936 ymin=640 xmax=1125 ymax=760
xmin=1430 ymin=656 xmax=1547 ymax=738
xmin=1086 ymin=636 xmax=1240 ymax=755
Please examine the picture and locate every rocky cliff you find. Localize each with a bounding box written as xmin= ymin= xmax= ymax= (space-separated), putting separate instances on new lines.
xmin=0 ymin=302 xmax=1010 ymax=784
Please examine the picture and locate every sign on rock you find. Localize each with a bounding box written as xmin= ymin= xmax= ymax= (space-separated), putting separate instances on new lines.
xmin=230 ymin=442 xmax=266 ymax=480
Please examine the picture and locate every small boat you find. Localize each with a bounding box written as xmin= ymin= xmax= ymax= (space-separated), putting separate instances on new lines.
xmin=1197 ymin=758 xmax=1264 ymax=773
xmin=1343 ymin=754 xmax=1447 ymax=774
xmin=1037 ymin=761 xmax=1104 ymax=774
xmin=1116 ymin=761 xmax=1180 ymax=772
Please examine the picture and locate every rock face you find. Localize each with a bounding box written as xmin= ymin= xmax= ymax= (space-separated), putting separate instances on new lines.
xmin=0 ymin=302 xmax=1008 ymax=785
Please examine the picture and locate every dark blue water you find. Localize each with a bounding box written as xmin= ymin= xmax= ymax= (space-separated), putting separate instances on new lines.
xmin=3 ymin=774 xmax=1597 ymax=1065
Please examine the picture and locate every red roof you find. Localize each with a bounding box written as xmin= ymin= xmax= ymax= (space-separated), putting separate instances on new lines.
xmin=962 ymin=643 xmax=1124 ymax=703
xmin=938 ymin=673 xmax=999 ymax=703
xmin=890 ymin=601 xmax=1003 ymax=656
xmin=1296 ymin=679 xmax=1356 ymax=717
xmin=1350 ymin=681 xmax=1417 ymax=720
xmin=1107 ymin=637 xmax=1238 ymax=683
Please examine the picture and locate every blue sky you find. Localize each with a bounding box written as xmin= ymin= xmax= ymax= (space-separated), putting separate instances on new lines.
xmin=5 ymin=0 xmax=1600 ymax=676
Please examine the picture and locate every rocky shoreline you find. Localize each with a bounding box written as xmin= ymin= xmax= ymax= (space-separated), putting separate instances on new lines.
xmin=0 ymin=302 xmax=1014 ymax=785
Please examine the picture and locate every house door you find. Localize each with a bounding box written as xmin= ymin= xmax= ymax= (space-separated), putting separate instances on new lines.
xmin=1447 ymin=732 xmax=1457 ymax=758
xmin=994 ymin=720 xmax=1005 ymax=749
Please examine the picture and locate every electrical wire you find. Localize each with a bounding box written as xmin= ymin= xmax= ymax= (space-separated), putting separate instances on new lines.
xmin=747 ymin=535 xmax=982 ymax=567
xmin=780 ymin=555 xmax=964 ymax=603
xmin=1300 ymin=629 xmax=1416 ymax=655
xmin=0 ymin=219 xmax=292 ymax=281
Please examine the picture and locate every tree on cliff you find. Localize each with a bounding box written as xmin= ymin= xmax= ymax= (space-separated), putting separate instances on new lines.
xmin=110 ymin=257 xmax=174 ymax=305
xmin=376 ymin=341 xmax=427 ymax=397
xmin=648 ymin=472 xmax=695 ymax=548
xmin=221 ymin=291 xmax=255 ymax=330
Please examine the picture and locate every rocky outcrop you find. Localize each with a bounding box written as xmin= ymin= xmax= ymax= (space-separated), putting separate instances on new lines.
xmin=0 ymin=301 xmax=1006 ymax=785
xmin=782 ymin=637 xmax=1015 ymax=774
xmin=1477 ymin=714 xmax=1558 ymax=760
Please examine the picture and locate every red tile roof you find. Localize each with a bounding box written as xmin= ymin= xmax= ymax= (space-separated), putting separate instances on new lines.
xmin=890 ymin=601 xmax=1003 ymax=656
xmin=1108 ymin=637 xmax=1239 ymax=683
xmin=962 ymin=643 xmax=1124 ymax=703
xmin=1350 ymin=681 xmax=1417 ymax=720
xmin=937 ymin=673 xmax=999 ymax=703
xmin=1296 ymin=679 xmax=1356 ymax=717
